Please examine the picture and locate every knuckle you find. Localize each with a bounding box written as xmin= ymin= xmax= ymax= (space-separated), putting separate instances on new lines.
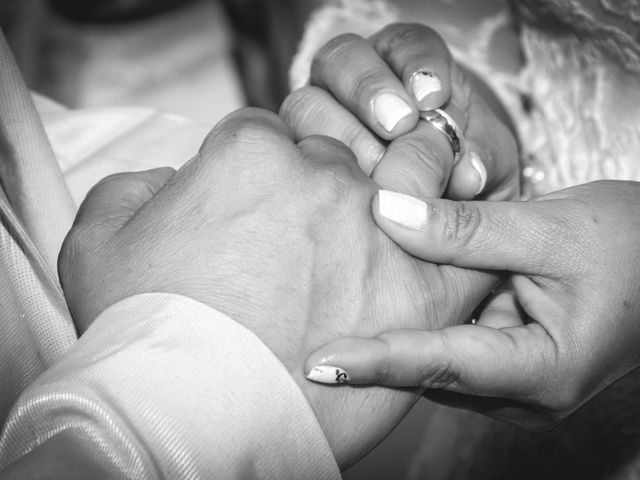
xmin=198 ymin=108 xmax=296 ymax=176
xmin=310 ymin=161 xmax=358 ymax=205
xmin=373 ymin=158 xmax=436 ymax=197
xmin=418 ymin=332 xmax=459 ymax=390
xmin=201 ymin=108 xmax=286 ymax=153
xmin=443 ymin=201 xmax=483 ymax=248
xmin=375 ymin=22 xmax=444 ymax=55
xmin=279 ymin=86 xmax=319 ymax=126
xmin=224 ymin=118 xmax=276 ymax=146
xmin=402 ymin=137 xmax=449 ymax=188
xmin=353 ymin=75 xmax=383 ymax=104
xmin=311 ymin=33 xmax=365 ymax=80
xmin=374 ymin=333 xmax=395 ymax=383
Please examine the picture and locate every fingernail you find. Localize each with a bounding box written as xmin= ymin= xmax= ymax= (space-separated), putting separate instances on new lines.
xmin=378 ymin=190 xmax=428 ymax=230
xmin=411 ymin=71 xmax=442 ymax=105
xmin=306 ymin=365 xmax=351 ymax=384
xmin=469 ymin=152 xmax=487 ymax=195
xmin=361 ymin=143 xmax=386 ymax=177
xmin=373 ymin=92 xmax=413 ymax=133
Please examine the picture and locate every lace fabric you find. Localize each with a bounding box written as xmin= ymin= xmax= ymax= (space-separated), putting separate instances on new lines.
xmin=508 ymin=0 xmax=640 ymax=196
xmin=513 ymin=0 xmax=640 ymax=74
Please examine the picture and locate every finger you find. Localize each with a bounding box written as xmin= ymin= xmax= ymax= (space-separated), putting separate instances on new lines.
xmin=198 ymin=107 xmax=295 ymax=159
xmin=371 ymin=118 xmax=455 ymax=197
xmin=476 ymin=289 xmax=526 ymax=329
xmin=372 ymin=190 xmax=569 ymax=275
xmin=370 ymin=23 xmax=452 ymax=110
xmin=305 ymin=323 xmax=553 ymax=399
xmin=371 ymin=76 xmax=468 ymax=198
xmin=180 ymin=108 xmax=301 ymax=207
xmin=296 ymin=134 xmax=361 ymax=175
xmin=445 ymin=150 xmax=488 ymax=200
xmin=446 ymin=93 xmax=520 ymax=200
xmin=310 ymin=33 xmax=418 ymax=139
xmin=74 ymin=167 xmax=176 ymax=235
xmin=280 ymin=86 xmax=385 ymax=176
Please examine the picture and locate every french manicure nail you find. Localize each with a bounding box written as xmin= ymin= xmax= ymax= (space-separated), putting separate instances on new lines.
xmin=306 ymin=365 xmax=350 ymax=384
xmin=373 ymin=92 xmax=413 ymax=133
xmin=469 ymin=152 xmax=487 ymax=195
xmin=411 ymin=71 xmax=442 ymax=103
xmin=378 ymin=190 xmax=428 ymax=230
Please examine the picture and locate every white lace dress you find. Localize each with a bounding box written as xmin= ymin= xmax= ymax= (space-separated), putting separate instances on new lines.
xmin=294 ymin=1 xmax=640 ymax=478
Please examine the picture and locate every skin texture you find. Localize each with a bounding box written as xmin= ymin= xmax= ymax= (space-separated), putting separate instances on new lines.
xmin=308 ymin=181 xmax=640 ymax=430
xmin=58 ymin=108 xmax=497 ymax=468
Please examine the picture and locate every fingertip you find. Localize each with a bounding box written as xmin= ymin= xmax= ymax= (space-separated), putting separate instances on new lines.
xmin=305 ymin=337 xmax=385 ymax=385
xmin=374 ymin=189 xmax=429 ymax=231
xmin=469 ymin=152 xmax=488 ymax=194
xmin=371 ymin=189 xmax=437 ymax=262
xmin=410 ymin=71 xmax=450 ymax=110
xmin=446 ymin=151 xmax=487 ymax=200
xmin=306 ymin=365 xmax=351 ymax=385
xmin=371 ymin=91 xmax=419 ymax=138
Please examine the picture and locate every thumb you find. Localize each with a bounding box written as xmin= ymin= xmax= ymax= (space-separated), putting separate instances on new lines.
xmin=372 ymin=190 xmax=563 ymax=275
xmin=304 ymin=322 xmax=552 ymax=400
xmin=74 ymin=167 xmax=176 ymax=236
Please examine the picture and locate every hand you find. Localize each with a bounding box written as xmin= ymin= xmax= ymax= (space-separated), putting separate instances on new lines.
xmin=58 ymin=108 xmax=496 ymax=467
xmin=280 ymin=22 xmax=519 ymax=201
xmin=305 ymin=181 xmax=640 ymax=429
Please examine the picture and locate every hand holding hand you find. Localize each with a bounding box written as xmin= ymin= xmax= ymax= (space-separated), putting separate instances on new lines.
xmin=306 ymin=181 xmax=640 ymax=429
xmin=58 ymin=108 xmax=495 ymax=467
xmin=280 ymin=23 xmax=519 ymax=200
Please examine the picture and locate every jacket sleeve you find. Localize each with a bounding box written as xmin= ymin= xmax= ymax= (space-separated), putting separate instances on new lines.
xmin=0 ymin=293 xmax=341 ymax=480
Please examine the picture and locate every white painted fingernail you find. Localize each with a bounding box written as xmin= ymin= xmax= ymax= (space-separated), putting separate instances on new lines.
xmin=378 ymin=190 xmax=428 ymax=230
xmin=306 ymin=365 xmax=350 ymax=384
xmin=411 ymin=71 xmax=442 ymax=103
xmin=373 ymin=92 xmax=413 ymax=133
xmin=469 ymin=152 xmax=487 ymax=195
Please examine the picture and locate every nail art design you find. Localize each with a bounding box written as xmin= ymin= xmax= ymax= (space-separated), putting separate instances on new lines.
xmin=373 ymin=92 xmax=413 ymax=133
xmin=411 ymin=71 xmax=442 ymax=103
xmin=378 ymin=190 xmax=428 ymax=230
xmin=306 ymin=365 xmax=351 ymax=384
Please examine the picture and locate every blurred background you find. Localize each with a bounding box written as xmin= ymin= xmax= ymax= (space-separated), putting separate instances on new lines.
xmin=0 ymin=0 xmax=316 ymax=124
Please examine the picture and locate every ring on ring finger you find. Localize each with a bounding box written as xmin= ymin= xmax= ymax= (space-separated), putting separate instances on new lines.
xmin=420 ymin=108 xmax=466 ymax=165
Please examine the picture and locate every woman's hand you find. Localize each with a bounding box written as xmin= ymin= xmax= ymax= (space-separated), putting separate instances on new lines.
xmin=304 ymin=180 xmax=640 ymax=429
xmin=280 ymin=22 xmax=519 ymax=200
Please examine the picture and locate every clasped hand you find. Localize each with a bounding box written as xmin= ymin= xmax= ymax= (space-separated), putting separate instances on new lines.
xmin=58 ymin=22 xmax=523 ymax=466
xmin=58 ymin=106 xmax=497 ymax=467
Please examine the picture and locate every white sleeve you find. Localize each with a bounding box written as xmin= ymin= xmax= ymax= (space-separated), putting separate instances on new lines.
xmin=0 ymin=293 xmax=340 ymax=480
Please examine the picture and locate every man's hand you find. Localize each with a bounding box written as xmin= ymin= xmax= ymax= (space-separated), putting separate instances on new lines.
xmin=59 ymin=108 xmax=494 ymax=467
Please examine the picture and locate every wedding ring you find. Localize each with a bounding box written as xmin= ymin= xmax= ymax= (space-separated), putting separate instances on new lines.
xmin=420 ymin=108 xmax=465 ymax=164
